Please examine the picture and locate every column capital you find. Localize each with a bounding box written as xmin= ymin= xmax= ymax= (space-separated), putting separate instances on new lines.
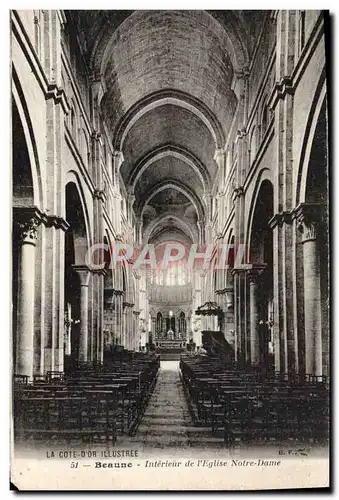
xmin=90 ymin=268 xmax=107 ymax=276
xmin=293 ymin=203 xmax=323 ymax=243
xmin=232 ymin=186 xmax=244 ymax=201
xmin=203 ymin=192 xmax=212 ymax=207
xmin=268 ymin=211 xmax=292 ymax=229
xmin=113 ymin=150 xmax=124 ymax=168
xmin=246 ymin=264 xmax=267 ymax=283
xmin=44 ymin=215 xmax=70 ymax=232
xmin=231 ymin=66 xmax=250 ymax=100
xmin=91 ymin=130 xmax=101 ymax=142
xmin=123 ymin=301 xmax=134 ymax=308
xmin=72 ymin=265 xmax=91 ymax=286
xmin=93 ymin=188 xmax=107 ymax=203
xmin=213 ymin=148 xmax=226 ymax=170
xmin=268 ymin=77 xmax=294 ymax=110
xmin=13 ymin=206 xmax=44 ymax=244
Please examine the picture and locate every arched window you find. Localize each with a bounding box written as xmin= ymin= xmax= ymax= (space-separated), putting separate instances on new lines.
xmin=154 ymin=260 xmax=191 ymax=286
xmin=299 ymin=10 xmax=306 ymax=52
xmin=261 ymin=103 xmax=268 ymax=139
xmin=156 ymin=312 xmax=163 ymax=332
xmin=249 ymin=126 xmax=257 ymax=166
xmin=179 ymin=312 xmax=187 ymax=333
xmin=214 ymin=268 xmax=218 ymax=291
xmin=226 ymin=149 xmax=231 ymax=180
xmin=70 ymin=99 xmax=78 ymax=143
xmin=80 ymin=129 xmax=89 ymax=169
xmin=70 ymin=107 xmax=75 ymax=134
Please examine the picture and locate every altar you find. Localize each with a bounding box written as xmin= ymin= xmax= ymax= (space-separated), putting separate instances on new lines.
xmin=154 ymin=329 xmax=187 ymax=351
xmin=155 ymin=339 xmax=186 ymax=349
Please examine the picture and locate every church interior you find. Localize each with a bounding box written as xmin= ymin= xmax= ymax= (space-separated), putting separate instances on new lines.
xmin=12 ymin=10 xmax=329 ymax=449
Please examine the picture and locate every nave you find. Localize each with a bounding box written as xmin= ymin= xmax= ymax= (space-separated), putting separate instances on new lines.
xmin=11 ymin=10 xmax=330 ymax=458
xmin=13 ymin=353 xmax=329 ymax=451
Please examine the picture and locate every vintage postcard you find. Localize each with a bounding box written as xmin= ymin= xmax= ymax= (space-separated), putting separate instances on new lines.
xmin=10 ymin=9 xmax=330 ymax=490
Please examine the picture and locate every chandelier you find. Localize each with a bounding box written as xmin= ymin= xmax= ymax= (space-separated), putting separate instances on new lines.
xmin=195 ymin=301 xmax=223 ymax=317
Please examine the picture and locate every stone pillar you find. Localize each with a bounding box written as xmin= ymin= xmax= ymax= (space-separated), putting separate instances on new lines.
xmin=296 ymin=207 xmax=322 ymax=376
xmin=196 ymin=219 xmax=204 ymax=246
xmin=247 ymin=266 xmax=266 ymax=365
xmin=129 ymin=308 xmax=133 ymax=349
xmin=117 ymin=294 xmax=123 ymax=344
xmin=151 ymin=316 xmax=156 ymax=340
xmin=73 ymin=265 xmax=91 ymax=362
xmin=127 ymin=189 xmax=135 ymax=226
xmin=91 ymin=268 xmax=105 ymax=364
xmin=133 ymin=311 xmax=140 ymax=351
xmin=232 ymin=268 xmax=247 ymax=363
xmin=122 ymin=305 xmax=127 ymax=348
xmin=14 ymin=211 xmax=41 ymax=379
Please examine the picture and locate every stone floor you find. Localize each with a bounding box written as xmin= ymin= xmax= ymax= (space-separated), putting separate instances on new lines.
xmin=131 ymin=360 xmax=224 ymax=450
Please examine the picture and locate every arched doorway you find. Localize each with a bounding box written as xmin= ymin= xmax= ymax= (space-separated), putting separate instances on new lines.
xmin=12 ymin=98 xmax=36 ymax=377
xmin=179 ymin=312 xmax=187 ymax=335
xmin=297 ymin=98 xmax=329 ymax=377
xmin=103 ymin=235 xmax=115 ymax=350
xmin=156 ymin=312 xmax=163 ymax=334
xmin=64 ymin=182 xmax=89 ymax=371
xmin=248 ymin=180 xmax=274 ymax=370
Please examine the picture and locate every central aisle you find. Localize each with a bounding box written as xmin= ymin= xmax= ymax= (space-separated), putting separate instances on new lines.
xmin=136 ymin=361 xmax=192 ymax=448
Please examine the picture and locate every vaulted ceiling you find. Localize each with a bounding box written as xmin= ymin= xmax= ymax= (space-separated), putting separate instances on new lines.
xmin=67 ymin=10 xmax=268 ymax=244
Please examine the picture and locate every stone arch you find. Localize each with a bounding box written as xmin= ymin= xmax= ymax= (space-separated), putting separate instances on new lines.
xmin=294 ymin=85 xmax=329 ymax=377
xmin=247 ymin=179 xmax=274 ymax=369
xmin=144 ymin=213 xmax=196 ymax=244
xmin=12 ymin=65 xmax=43 ymax=209
xmin=296 ymin=73 xmax=327 ymax=206
xmin=129 ymin=144 xmax=210 ymax=191
xmin=65 ymin=170 xmax=93 ymax=248
xmin=63 ymin=180 xmax=92 ymax=367
xmin=65 ymin=182 xmax=90 ymax=265
xmin=113 ymin=89 xmax=225 ymax=151
xmin=248 ymin=179 xmax=274 ymax=265
xmin=245 ymin=168 xmax=273 ymax=255
xmin=139 ymin=180 xmax=205 ymax=221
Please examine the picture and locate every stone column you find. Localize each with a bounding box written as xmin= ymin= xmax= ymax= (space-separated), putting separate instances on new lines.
xmin=296 ymin=206 xmax=322 ymax=376
xmin=117 ymin=294 xmax=123 ymax=344
xmin=91 ymin=268 xmax=105 ymax=364
xmin=151 ymin=316 xmax=156 ymax=341
xmin=247 ymin=266 xmax=266 ymax=365
xmin=232 ymin=268 xmax=247 ymax=363
xmin=196 ymin=219 xmax=204 ymax=246
xmin=129 ymin=307 xmax=133 ymax=349
xmin=133 ymin=311 xmax=140 ymax=351
xmin=122 ymin=305 xmax=127 ymax=348
xmin=14 ymin=211 xmax=42 ymax=379
xmin=73 ymin=265 xmax=91 ymax=362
